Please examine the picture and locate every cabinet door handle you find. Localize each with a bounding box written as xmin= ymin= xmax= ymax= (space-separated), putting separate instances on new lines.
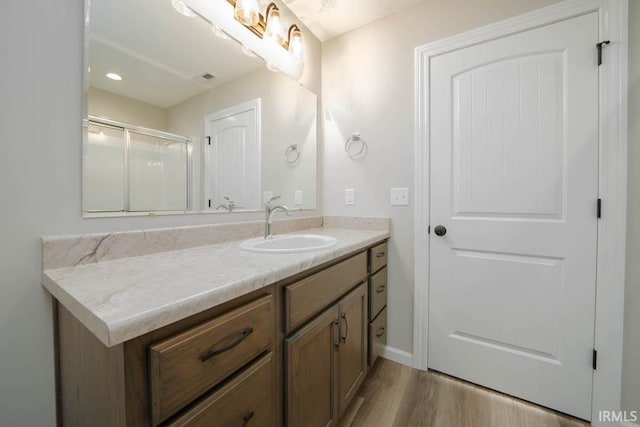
xmin=376 ymin=327 xmax=385 ymax=337
xmin=200 ymin=327 xmax=254 ymax=362
xmin=376 ymin=251 xmax=386 ymax=258
xmin=376 ymin=285 xmax=385 ymax=293
xmin=242 ymin=411 xmax=255 ymax=427
xmin=340 ymin=313 xmax=349 ymax=343
xmin=334 ymin=319 xmax=341 ymax=350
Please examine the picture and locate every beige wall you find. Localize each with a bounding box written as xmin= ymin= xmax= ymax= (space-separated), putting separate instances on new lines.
xmin=623 ymin=0 xmax=640 ymax=414
xmin=167 ymin=68 xmax=318 ymax=211
xmin=88 ymin=87 xmax=169 ymax=131
xmin=322 ymin=0 xmax=563 ymax=356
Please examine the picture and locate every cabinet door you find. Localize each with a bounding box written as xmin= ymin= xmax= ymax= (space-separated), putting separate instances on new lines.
xmin=285 ymin=305 xmax=339 ymax=427
xmin=337 ymin=283 xmax=367 ymax=417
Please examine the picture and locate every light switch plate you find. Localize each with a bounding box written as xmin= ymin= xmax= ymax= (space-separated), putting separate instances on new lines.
xmin=294 ymin=190 xmax=303 ymax=205
xmin=345 ymin=189 xmax=355 ymax=205
xmin=390 ymin=187 xmax=410 ymax=206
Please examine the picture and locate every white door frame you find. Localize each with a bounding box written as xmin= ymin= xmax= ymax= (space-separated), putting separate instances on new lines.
xmin=203 ymin=98 xmax=262 ymax=210
xmin=413 ymin=0 xmax=628 ymax=424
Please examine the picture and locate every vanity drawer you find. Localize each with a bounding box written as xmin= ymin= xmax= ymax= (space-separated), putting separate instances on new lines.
xmin=368 ymin=266 xmax=387 ymax=321
xmin=284 ymin=251 xmax=367 ymax=334
xmin=168 ymin=352 xmax=274 ymax=427
xmin=149 ymin=295 xmax=274 ymax=425
xmin=368 ymin=307 xmax=387 ymax=366
xmin=369 ymin=241 xmax=388 ymax=274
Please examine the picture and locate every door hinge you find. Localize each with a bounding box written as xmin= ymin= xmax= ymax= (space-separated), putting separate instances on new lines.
xmin=597 ymin=198 xmax=602 ymax=219
xmin=206 ymin=136 xmax=211 ymax=145
xmin=208 ymin=199 xmax=212 ymax=208
xmin=593 ymin=349 xmax=598 ymax=370
xmin=597 ymin=40 xmax=610 ymax=66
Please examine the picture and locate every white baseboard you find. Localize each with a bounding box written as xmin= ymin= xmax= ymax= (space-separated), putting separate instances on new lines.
xmin=379 ymin=345 xmax=413 ymax=368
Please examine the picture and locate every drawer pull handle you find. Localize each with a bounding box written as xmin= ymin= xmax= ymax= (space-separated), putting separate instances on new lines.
xmin=242 ymin=411 xmax=255 ymax=426
xmin=376 ymin=285 xmax=385 ymax=293
xmin=376 ymin=327 xmax=385 ymax=337
xmin=376 ymin=252 xmax=386 ymax=258
xmin=340 ymin=313 xmax=349 ymax=344
xmin=200 ymin=327 xmax=254 ymax=362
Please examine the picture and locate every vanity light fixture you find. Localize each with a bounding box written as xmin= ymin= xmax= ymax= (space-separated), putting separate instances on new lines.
xmin=234 ymin=0 xmax=260 ymax=26
xmin=106 ymin=72 xmax=123 ymax=81
xmin=226 ymin=1 xmax=304 ymax=64
xmin=171 ymin=0 xmax=196 ymax=17
xmin=288 ymin=25 xmax=303 ymax=63
xmin=182 ymin=0 xmax=304 ymax=79
xmin=265 ymin=3 xmax=286 ymax=45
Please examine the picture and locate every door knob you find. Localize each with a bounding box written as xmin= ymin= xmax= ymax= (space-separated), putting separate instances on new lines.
xmin=434 ymin=225 xmax=447 ymax=236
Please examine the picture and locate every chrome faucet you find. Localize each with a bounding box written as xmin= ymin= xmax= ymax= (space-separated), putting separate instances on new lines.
xmin=216 ymin=196 xmax=239 ymax=212
xmin=264 ymin=196 xmax=291 ymax=239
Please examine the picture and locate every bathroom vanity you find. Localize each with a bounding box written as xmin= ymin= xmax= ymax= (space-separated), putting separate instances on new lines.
xmin=42 ymin=217 xmax=389 ymax=426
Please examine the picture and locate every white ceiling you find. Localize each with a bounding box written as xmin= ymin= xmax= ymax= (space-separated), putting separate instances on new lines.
xmin=281 ymin=0 xmax=426 ymax=41
xmin=89 ymin=0 xmax=264 ymax=109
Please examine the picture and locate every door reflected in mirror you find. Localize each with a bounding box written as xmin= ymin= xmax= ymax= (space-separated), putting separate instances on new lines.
xmin=83 ymin=0 xmax=317 ymax=216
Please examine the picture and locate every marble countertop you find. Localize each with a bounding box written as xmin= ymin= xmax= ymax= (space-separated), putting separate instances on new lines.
xmin=42 ymin=227 xmax=388 ymax=347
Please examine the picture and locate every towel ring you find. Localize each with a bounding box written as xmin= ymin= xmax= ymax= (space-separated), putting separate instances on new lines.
xmin=345 ymin=133 xmax=367 ymax=158
xmin=285 ymin=144 xmax=300 ymax=164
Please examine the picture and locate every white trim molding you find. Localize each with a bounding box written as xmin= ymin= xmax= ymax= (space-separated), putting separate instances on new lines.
xmin=413 ymin=0 xmax=628 ymax=425
xmin=380 ymin=345 xmax=414 ymax=368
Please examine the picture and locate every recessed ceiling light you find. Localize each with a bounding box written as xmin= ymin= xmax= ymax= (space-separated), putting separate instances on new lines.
xmin=106 ymin=72 xmax=123 ymax=81
xmin=171 ymin=0 xmax=196 ymax=17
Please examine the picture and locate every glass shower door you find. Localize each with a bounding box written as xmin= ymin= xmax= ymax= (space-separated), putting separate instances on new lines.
xmin=128 ymin=131 xmax=188 ymax=212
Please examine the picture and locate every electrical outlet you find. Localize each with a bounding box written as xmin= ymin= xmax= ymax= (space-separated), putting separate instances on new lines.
xmin=345 ymin=189 xmax=355 ymax=205
xmin=294 ymin=190 xmax=303 ymax=205
xmin=390 ymin=187 xmax=410 ymax=206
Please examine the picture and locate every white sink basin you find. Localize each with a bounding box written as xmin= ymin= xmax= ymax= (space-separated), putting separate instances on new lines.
xmin=240 ymin=234 xmax=337 ymax=254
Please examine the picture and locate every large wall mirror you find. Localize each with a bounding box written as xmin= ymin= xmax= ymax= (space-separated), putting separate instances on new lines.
xmin=83 ymin=0 xmax=317 ymax=216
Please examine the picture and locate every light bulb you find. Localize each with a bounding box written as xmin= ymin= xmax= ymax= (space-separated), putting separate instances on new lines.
xmin=265 ymin=6 xmax=285 ymax=45
xmin=234 ymin=0 xmax=260 ymax=26
xmin=288 ymin=27 xmax=304 ymax=63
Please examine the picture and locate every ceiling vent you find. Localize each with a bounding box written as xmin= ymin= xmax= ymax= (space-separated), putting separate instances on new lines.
xmin=201 ymin=73 xmax=216 ymax=80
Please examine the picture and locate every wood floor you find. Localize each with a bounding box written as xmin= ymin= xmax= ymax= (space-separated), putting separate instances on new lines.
xmin=339 ymin=358 xmax=590 ymax=427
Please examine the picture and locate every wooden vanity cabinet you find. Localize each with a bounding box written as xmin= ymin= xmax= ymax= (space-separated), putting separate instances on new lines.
xmin=367 ymin=241 xmax=388 ymax=366
xmin=56 ymin=286 xmax=276 ymax=427
xmin=283 ymin=252 xmax=369 ymax=426
xmin=336 ymin=284 xmax=367 ymax=417
xmin=55 ymin=240 xmax=388 ymax=427
xmin=284 ymin=305 xmax=339 ymax=426
xmin=148 ymin=295 xmax=273 ymax=425
xmin=285 ymin=284 xmax=367 ymax=426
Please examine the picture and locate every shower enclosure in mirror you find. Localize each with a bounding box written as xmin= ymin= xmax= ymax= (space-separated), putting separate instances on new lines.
xmin=83 ymin=0 xmax=317 ymax=216
xmin=83 ymin=118 xmax=191 ymax=213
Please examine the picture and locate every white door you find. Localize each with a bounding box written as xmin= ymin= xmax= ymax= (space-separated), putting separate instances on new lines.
xmin=205 ymin=100 xmax=261 ymax=211
xmin=428 ymin=12 xmax=599 ymax=420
